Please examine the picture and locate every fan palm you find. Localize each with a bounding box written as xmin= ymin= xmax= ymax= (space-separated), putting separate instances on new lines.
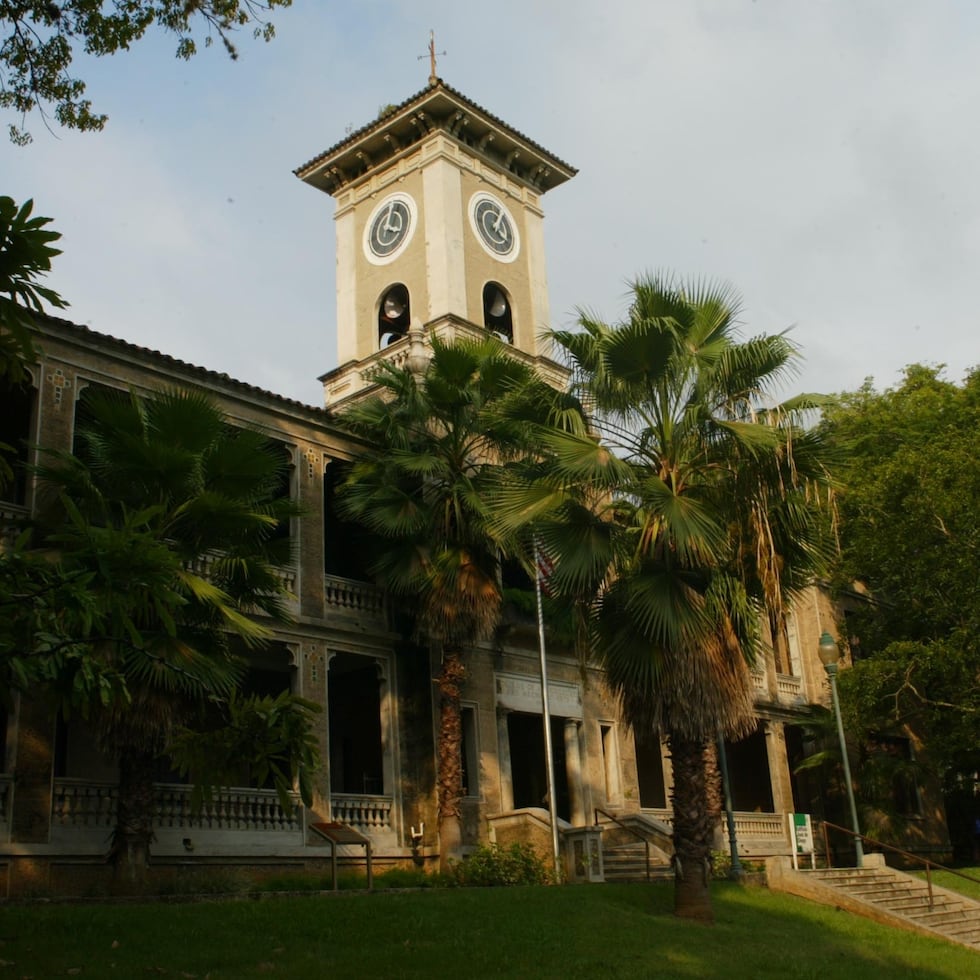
xmin=497 ymin=273 xmax=835 ymax=919
xmin=33 ymin=387 xmax=308 ymax=882
xmin=338 ymin=334 xmax=569 ymax=871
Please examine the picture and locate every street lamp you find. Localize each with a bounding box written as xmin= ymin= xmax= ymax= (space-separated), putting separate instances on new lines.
xmin=817 ymin=631 xmax=864 ymax=868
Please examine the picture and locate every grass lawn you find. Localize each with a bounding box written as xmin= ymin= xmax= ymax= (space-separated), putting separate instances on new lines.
xmin=912 ymin=864 xmax=980 ymax=903
xmin=1 ymin=880 xmax=977 ymax=979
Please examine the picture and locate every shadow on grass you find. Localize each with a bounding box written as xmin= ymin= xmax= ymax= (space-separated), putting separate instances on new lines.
xmin=0 ymin=881 xmax=975 ymax=978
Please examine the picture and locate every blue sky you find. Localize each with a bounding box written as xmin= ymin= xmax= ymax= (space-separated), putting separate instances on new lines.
xmin=5 ymin=1 xmax=978 ymax=406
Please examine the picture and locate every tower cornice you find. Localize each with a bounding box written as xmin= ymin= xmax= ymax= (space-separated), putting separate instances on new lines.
xmin=295 ymin=79 xmax=577 ymax=197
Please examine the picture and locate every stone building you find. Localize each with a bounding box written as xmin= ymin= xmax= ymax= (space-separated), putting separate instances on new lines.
xmin=0 ymin=80 xmax=947 ymax=896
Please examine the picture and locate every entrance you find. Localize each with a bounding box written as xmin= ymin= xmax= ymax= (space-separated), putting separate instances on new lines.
xmin=506 ymin=712 xmax=570 ymax=822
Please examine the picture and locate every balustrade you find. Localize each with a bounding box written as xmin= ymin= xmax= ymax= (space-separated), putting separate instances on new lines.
xmin=52 ymin=779 xmax=300 ymax=833
xmin=324 ymin=575 xmax=385 ymax=619
xmin=330 ymin=794 xmax=393 ymax=832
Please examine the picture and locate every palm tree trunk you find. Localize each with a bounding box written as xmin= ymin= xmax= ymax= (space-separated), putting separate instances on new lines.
xmin=668 ymin=731 xmax=719 ymax=922
xmin=436 ymin=647 xmax=465 ymax=873
xmin=110 ymin=748 xmax=156 ymax=889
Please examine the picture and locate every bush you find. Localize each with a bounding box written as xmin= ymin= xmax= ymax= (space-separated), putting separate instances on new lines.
xmin=452 ymin=843 xmax=553 ymax=887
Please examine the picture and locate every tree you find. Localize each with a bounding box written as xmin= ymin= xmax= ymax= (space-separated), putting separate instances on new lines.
xmin=821 ymin=365 xmax=980 ymax=844
xmin=0 ymin=194 xmax=66 ymax=390
xmin=499 ymin=274 xmax=834 ymax=920
xmin=337 ymin=334 xmax=569 ymax=872
xmin=29 ymin=385 xmax=318 ymax=883
xmin=1 ymin=1 xmax=292 ymax=144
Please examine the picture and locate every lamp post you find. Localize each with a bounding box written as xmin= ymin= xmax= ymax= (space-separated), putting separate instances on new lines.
xmin=817 ymin=631 xmax=863 ymax=868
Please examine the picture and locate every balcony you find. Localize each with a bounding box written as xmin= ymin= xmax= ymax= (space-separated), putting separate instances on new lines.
xmin=324 ymin=574 xmax=386 ymax=625
xmin=50 ymin=778 xmax=303 ymax=853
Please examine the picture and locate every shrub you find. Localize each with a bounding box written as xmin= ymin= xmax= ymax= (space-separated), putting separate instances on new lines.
xmin=452 ymin=843 xmax=552 ymax=887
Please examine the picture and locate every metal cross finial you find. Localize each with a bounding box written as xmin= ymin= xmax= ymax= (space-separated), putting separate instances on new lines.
xmin=419 ymin=29 xmax=446 ymax=85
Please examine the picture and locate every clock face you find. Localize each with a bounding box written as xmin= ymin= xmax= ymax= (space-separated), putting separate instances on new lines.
xmin=364 ymin=193 xmax=417 ymax=263
xmin=469 ymin=193 xmax=520 ymax=261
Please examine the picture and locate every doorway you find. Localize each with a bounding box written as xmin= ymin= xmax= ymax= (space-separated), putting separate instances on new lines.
xmin=506 ymin=712 xmax=570 ymax=822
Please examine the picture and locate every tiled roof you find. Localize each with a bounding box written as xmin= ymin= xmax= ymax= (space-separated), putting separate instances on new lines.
xmin=294 ymin=78 xmax=576 ymax=192
xmin=35 ymin=313 xmax=331 ymax=420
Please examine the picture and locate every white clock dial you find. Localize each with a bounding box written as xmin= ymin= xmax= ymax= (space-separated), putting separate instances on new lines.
xmin=364 ymin=193 xmax=417 ymax=264
xmin=469 ymin=192 xmax=520 ymax=261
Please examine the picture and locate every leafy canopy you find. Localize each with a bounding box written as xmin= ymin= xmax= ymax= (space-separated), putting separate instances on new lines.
xmin=823 ymin=365 xmax=980 ymax=778
xmin=499 ymin=273 xmax=836 ymax=742
xmin=0 ymin=194 xmax=67 ymax=383
xmin=1 ymin=1 xmax=292 ymax=144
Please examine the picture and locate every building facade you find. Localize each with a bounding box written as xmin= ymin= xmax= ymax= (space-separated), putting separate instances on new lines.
xmin=0 ymin=81 xmax=947 ymax=896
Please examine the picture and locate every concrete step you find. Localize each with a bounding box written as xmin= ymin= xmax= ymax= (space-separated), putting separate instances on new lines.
xmin=800 ymin=864 xmax=980 ymax=951
xmin=602 ymin=843 xmax=671 ymax=881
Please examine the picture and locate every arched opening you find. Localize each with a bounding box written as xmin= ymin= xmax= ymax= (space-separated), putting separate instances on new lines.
xmin=378 ymin=283 xmax=410 ymax=348
xmin=483 ymin=282 xmax=513 ymax=343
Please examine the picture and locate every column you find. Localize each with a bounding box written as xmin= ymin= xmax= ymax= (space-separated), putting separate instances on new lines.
xmin=764 ymin=720 xmax=795 ymax=815
xmin=496 ymin=708 xmax=513 ymax=813
xmin=564 ymin=719 xmax=586 ymax=827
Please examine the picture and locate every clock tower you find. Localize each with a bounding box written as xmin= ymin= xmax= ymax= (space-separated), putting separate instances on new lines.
xmin=294 ymin=79 xmax=576 ymax=407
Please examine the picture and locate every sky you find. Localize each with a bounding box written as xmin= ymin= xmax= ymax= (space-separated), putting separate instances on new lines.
xmin=5 ymin=1 xmax=978 ymax=408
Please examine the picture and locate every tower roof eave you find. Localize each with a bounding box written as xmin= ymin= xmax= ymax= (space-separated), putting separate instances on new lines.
xmin=294 ymin=79 xmax=577 ymax=197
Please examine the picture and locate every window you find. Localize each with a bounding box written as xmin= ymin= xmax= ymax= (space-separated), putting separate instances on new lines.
xmin=378 ymin=284 xmax=410 ymax=347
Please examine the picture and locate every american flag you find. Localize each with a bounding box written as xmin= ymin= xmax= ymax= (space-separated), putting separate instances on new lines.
xmin=535 ymin=543 xmax=555 ymax=597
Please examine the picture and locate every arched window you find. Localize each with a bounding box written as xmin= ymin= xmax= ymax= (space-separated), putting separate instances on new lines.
xmin=378 ymin=283 xmax=410 ymax=348
xmin=483 ymin=282 xmax=513 ymax=343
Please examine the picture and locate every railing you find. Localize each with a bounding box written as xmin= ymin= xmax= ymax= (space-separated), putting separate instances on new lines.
xmin=331 ymin=794 xmax=393 ymax=833
xmin=643 ymin=808 xmax=788 ymax=847
xmin=185 ymin=553 xmax=297 ymax=599
xmin=776 ymin=673 xmax=804 ymax=701
xmin=594 ymin=807 xmax=652 ymax=880
xmin=733 ymin=812 xmax=787 ymax=841
xmin=52 ymin=779 xmax=301 ymax=833
xmin=324 ymin=575 xmax=385 ymax=620
xmin=750 ymin=669 xmax=768 ymax=696
xmin=819 ymin=819 xmax=980 ymax=911
xmin=322 ymin=316 xmax=570 ymax=406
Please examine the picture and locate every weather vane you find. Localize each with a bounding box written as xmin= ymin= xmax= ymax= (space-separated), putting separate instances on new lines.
xmin=419 ymin=29 xmax=446 ymax=85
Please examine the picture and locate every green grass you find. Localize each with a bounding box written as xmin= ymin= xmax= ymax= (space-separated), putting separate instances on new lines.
xmin=912 ymin=863 xmax=980 ymax=902
xmin=0 ymin=881 xmax=977 ymax=978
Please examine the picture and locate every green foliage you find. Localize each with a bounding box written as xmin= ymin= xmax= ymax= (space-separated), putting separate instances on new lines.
xmin=821 ymin=365 xmax=980 ymax=781
xmin=169 ymin=689 xmax=321 ymax=814
xmin=0 ymin=1 xmax=293 ymax=143
xmin=493 ymin=272 xmax=836 ymax=921
xmin=4 ymin=384 xmax=315 ymax=872
xmin=451 ymin=842 xmax=554 ymax=887
xmin=0 ymin=195 xmax=67 ymax=372
xmin=710 ymin=851 xmax=763 ymax=878
xmin=339 ymin=334 xmax=573 ymax=649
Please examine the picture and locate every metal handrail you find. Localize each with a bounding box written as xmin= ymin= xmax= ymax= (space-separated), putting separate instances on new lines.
xmin=820 ymin=819 xmax=980 ymax=912
xmin=593 ymin=807 xmax=651 ymax=881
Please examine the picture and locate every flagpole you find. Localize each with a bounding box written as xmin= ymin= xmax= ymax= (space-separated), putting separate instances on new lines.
xmin=534 ymin=540 xmax=562 ymax=879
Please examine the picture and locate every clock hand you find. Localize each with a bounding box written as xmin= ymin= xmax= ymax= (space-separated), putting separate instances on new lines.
xmin=383 ymin=203 xmax=397 ymax=233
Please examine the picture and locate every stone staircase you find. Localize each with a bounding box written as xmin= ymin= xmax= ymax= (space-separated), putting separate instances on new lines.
xmin=768 ymin=858 xmax=980 ymax=952
xmin=602 ymin=842 xmax=673 ymax=882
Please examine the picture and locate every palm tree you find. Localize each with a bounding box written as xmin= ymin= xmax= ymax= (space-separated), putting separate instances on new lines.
xmin=337 ymin=334 xmax=565 ymax=871
xmin=33 ymin=387 xmax=313 ymax=883
xmin=500 ymin=274 xmax=834 ymax=919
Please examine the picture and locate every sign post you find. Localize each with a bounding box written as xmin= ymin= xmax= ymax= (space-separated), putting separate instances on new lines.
xmin=789 ymin=813 xmax=815 ymax=870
